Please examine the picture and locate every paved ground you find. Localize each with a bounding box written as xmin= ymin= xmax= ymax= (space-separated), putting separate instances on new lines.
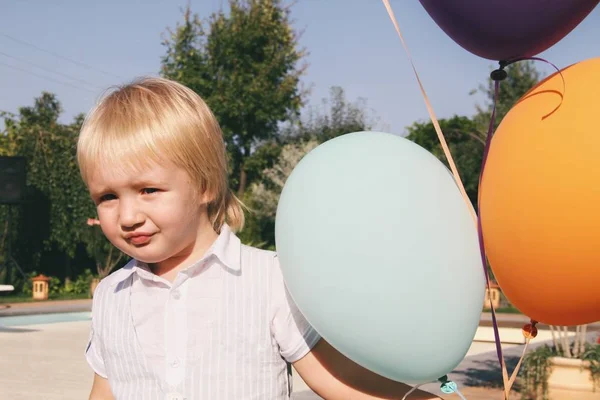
xmin=0 ymin=298 xmax=92 ymax=316
xmin=0 ymin=317 xmax=510 ymax=400
xmin=0 ymin=320 xmax=92 ymax=400
xmin=1 ymin=300 xmax=597 ymax=399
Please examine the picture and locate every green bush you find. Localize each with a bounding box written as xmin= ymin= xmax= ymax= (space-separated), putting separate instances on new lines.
xmin=59 ymin=269 xmax=94 ymax=296
xmin=20 ymin=271 xmax=38 ymax=296
xmin=521 ymin=342 xmax=600 ymax=399
xmin=18 ymin=269 xmax=94 ymax=298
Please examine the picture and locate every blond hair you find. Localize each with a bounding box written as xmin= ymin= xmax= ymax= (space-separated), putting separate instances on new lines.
xmin=77 ymin=76 xmax=244 ymax=233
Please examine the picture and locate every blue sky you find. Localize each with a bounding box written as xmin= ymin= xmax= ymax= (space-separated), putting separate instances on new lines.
xmin=1 ymin=1 xmax=598 ymax=136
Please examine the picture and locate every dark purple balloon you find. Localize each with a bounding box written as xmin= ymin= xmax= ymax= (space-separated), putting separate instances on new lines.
xmin=418 ymin=0 xmax=599 ymax=61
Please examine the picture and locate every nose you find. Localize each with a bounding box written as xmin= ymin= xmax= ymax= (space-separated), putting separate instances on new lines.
xmin=118 ymin=198 xmax=145 ymax=229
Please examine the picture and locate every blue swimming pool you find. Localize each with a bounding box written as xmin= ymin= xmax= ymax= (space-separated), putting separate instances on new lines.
xmin=0 ymin=311 xmax=91 ymax=327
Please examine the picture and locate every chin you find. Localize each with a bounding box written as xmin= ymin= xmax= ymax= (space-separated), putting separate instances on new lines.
xmin=131 ymin=252 xmax=170 ymax=264
xmin=117 ymin=244 xmax=169 ymax=265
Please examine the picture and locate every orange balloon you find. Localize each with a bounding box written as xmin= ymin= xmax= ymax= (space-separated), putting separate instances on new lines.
xmin=480 ymin=57 xmax=600 ymax=326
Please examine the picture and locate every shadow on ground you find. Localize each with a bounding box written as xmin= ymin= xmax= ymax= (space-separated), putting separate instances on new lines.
xmin=454 ymin=355 xmax=523 ymax=392
xmin=0 ymin=326 xmax=39 ymax=333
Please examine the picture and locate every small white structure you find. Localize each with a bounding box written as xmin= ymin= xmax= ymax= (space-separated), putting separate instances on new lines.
xmin=0 ymin=284 xmax=14 ymax=292
xmin=32 ymin=275 xmax=50 ymax=300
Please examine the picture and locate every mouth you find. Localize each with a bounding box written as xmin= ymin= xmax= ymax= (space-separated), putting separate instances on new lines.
xmin=125 ymin=233 xmax=155 ymax=246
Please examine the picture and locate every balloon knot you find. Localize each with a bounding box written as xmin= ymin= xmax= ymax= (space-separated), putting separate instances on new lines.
xmin=522 ymin=321 xmax=538 ymax=339
xmin=439 ymin=379 xmax=458 ymax=394
xmin=490 ymin=60 xmax=509 ymax=81
xmin=490 ymin=69 xmax=507 ymax=81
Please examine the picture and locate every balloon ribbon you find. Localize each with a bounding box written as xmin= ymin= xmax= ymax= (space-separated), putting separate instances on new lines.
xmin=380 ymin=0 xmax=476 ymax=224
xmin=380 ymin=2 xmax=557 ymax=399
xmin=478 ymin=78 xmax=527 ymax=400
xmin=383 ymin=1 xmax=566 ymax=398
xmin=477 ymin=55 xmax=563 ymax=398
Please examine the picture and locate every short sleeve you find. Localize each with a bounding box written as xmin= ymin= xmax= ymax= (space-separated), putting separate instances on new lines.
xmin=271 ymin=254 xmax=321 ymax=363
xmin=85 ymin=282 xmax=108 ymax=378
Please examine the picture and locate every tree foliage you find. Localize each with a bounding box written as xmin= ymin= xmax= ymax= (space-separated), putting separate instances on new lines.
xmin=161 ymin=0 xmax=306 ymax=196
xmin=283 ymin=86 xmax=375 ymax=144
xmin=406 ymin=61 xmax=542 ymax=205
xmin=1 ymin=1 xmax=379 ymax=284
xmin=250 ymin=139 xmax=319 ymax=218
xmin=472 ymin=60 xmax=542 ymax=132
xmin=406 ymin=116 xmax=483 ymax=206
xmin=240 ymin=87 xmax=374 ymax=247
xmin=83 ymin=219 xmax=128 ymax=279
xmin=0 ymin=94 xmax=126 ymax=284
xmin=1 ymin=94 xmax=93 ymax=258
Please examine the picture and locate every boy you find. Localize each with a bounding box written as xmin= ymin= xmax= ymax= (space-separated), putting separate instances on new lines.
xmin=78 ymin=77 xmax=441 ymax=400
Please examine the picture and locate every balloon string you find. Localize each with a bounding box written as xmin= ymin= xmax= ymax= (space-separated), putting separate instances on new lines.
xmin=401 ymin=383 xmax=425 ymax=400
xmin=380 ymin=0 xmax=477 ymax=224
xmin=478 ymin=55 xmax=566 ymax=398
xmin=476 ymin=79 xmax=510 ymax=399
xmin=502 ymin=56 xmax=566 ymax=119
xmin=401 ymin=380 xmax=470 ymax=400
xmin=454 ymin=388 xmax=468 ymax=400
xmin=483 ymin=55 xmax=565 ymax=397
xmin=506 ymin=336 xmax=533 ymax=393
xmin=382 ymin=2 xmax=562 ymax=399
xmin=381 ymin=0 xmax=503 ymax=395
xmin=479 ymin=76 xmax=525 ymax=399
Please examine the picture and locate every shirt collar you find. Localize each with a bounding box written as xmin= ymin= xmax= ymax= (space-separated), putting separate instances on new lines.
xmin=117 ymin=223 xmax=242 ymax=283
xmin=211 ymin=224 xmax=242 ymax=273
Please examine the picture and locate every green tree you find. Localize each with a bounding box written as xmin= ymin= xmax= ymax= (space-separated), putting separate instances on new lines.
xmin=406 ymin=116 xmax=483 ymax=206
xmin=240 ymin=87 xmax=375 ymax=247
xmin=241 ymin=139 xmax=319 ymax=248
xmin=472 ymin=60 xmax=542 ymax=133
xmin=283 ymin=86 xmax=375 ymax=144
xmin=9 ymin=95 xmax=93 ymax=256
xmin=406 ymin=60 xmax=542 ymax=205
xmin=161 ymin=0 xmax=306 ymax=196
xmin=0 ymin=94 xmax=99 ymax=281
xmin=83 ymin=220 xmax=127 ymax=279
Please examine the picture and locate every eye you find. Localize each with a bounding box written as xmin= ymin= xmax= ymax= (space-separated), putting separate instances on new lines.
xmin=99 ymin=193 xmax=117 ymax=202
xmin=141 ymin=188 xmax=159 ymax=195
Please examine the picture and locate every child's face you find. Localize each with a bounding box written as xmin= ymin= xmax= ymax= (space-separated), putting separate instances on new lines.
xmin=87 ymin=159 xmax=211 ymax=269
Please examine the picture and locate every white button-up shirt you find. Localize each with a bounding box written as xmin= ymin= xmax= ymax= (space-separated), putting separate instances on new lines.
xmin=86 ymin=225 xmax=321 ymax=399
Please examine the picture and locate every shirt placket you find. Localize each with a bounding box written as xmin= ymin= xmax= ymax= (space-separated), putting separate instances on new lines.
xmin=164 ymin=275 xmax=189 ymax=398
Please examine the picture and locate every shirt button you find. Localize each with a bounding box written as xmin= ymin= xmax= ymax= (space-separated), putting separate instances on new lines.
xmin=170 ymin=358 xmax=180 ymax=368
xmin=171 ymin=290 xmax=181 ymax=300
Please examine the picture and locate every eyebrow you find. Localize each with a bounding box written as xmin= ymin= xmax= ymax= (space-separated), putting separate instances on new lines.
xmin=89 ymin=180 xmax=167 ymax=196
xmin=130 ymin=179 xmax=167 ymax=188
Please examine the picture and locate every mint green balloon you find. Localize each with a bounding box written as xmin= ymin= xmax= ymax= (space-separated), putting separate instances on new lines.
xmin=275 ymin=131 xmax=485 ymax=384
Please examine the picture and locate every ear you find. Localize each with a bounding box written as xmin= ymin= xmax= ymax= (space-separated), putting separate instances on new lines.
xmin=199 ymin=189 xmax=215 ymax=206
